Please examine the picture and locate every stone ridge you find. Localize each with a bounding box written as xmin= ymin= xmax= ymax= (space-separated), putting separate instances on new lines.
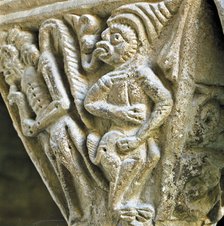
xmin=0 ymin=0 xmax=68 ymax=15
xmin=0 ymin=0 xmax=157 ymax=29
xmin=0 ymin=0 xmax=159 ymax=16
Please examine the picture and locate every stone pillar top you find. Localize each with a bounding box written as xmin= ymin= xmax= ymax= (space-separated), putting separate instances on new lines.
xmin=1 ymin=1 xmax=224 ymax=225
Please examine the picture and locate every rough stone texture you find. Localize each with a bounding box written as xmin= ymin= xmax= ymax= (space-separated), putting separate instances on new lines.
xmin=1 ymin=0 xmax=224 ymax=226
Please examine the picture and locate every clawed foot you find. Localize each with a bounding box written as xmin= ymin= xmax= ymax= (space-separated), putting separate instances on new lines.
xmin=118 ymin=205 xmax=154 ymax=226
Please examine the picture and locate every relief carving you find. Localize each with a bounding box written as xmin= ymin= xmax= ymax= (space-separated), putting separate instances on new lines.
xmin=83 ymin=4 xmax=176 ymax=224
xmin=1 ymin=0 xmax=224 ymax=226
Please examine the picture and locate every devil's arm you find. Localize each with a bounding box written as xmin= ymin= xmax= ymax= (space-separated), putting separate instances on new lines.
xmin=84 ymin=76 xmax=118 ymax=120
xmin=35 ymin=51 xmax=71 ymax=130
xmin=136 ymin=67 xmax=173 ymax=142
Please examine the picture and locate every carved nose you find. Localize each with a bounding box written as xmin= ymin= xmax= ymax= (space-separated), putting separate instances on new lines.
xmin=101 ymin=28 xmax=110 ymax=41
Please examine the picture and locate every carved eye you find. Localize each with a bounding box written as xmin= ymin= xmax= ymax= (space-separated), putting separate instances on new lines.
xmin=111 ymin=33 xmax=124 ymax=45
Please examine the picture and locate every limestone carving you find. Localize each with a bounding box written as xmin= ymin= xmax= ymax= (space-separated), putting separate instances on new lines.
xmin=83 ymin=5 xmax=175 ymax=224
xmin=1 ymin=0 xmax=224 ymax=226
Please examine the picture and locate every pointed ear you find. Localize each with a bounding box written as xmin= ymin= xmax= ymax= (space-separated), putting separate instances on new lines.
xmin=64 ymin=14 xmax=80 ymax=34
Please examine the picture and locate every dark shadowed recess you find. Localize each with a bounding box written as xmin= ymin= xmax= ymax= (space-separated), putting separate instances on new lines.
xmin=209 ymin=0 xmax=224 ymax=224
xmin=0 ymin=95 xmax=66 ymax=226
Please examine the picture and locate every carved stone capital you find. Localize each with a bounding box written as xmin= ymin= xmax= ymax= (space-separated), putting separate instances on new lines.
xmin=1 ymin=0 xmax=224 ymax=225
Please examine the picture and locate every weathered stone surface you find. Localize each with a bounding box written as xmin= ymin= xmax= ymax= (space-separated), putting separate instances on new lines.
xmin=1 ymin=0 xmax=224 ymax=226
xmin=0 ymin=97 xmax=66 ymax=226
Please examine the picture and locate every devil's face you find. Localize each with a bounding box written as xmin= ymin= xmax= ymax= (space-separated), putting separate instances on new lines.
xmin=95 ymin=23 xmax=138 ymax=67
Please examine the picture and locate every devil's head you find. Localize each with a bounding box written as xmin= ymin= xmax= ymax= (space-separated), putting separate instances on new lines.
xmin=95 ymin=23 xmax=138 ymax=67
xmin=95 ymin=1 xmax=180 ymax=67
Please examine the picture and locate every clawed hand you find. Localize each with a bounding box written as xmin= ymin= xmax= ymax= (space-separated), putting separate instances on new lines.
xmin=118 ymin=205 xmax=154 ymax=224
xmin=117 ymin=136 xmax=141 ymax=153
xmin=116 ymin=104 xmax=146 ymax=125
xmin=125 ymin=105 xmax=146 ymax=124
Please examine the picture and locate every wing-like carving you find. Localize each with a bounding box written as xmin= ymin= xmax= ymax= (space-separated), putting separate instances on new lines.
xmin=110 ymin=0 xmax=182 ymax=44
xmin=39 ymin=19 xmax=92 ymax=129
xmin=38 ymin=19 xmax=108 ymax=192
